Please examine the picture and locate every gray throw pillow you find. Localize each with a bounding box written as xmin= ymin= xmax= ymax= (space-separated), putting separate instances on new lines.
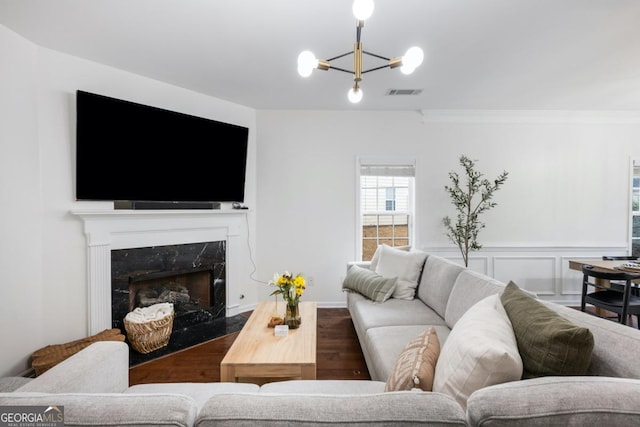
xmin=500 ymin=281 xmax=594 ymax=379
xmin=342 ymin=265 xmax=397 ymax=303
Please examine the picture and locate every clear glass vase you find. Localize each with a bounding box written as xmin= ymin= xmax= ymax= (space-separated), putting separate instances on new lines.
xmin=285 ymin=302 xmax=301 ymax=329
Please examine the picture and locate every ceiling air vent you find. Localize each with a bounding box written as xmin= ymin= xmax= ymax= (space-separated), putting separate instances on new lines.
xmin=386 ymin=89 xmax=423 ymax=96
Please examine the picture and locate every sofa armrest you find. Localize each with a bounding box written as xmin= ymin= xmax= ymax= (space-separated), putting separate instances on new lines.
xmin=17 ymin=341 xmax=129 ymax=393
xmin=0 ymin=392 xmax=197 ymax=427
xmin=0 ymin=377 xmax=33 ymax=392
xmin=467 ymin=376 xmax=640 ymax=427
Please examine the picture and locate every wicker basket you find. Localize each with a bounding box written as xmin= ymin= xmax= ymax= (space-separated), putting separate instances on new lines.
xmin=124 ymin=310 xmax=175 ymax=354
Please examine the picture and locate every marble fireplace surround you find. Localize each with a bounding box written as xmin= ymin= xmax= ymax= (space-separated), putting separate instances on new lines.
xmin=71 ymin=209 xmax=246 ymax=336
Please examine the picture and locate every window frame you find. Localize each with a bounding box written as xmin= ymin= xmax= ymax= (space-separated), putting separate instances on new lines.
xmin=630 ymin=158 xmax=640 ymax=257
xmin=356 ymin=156 xmax=416 ymax=261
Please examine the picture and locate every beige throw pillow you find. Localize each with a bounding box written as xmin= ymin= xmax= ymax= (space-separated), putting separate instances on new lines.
xmin=374 ymin=245 xmax=427 ymax=300
xmin=433 ymin=293 xmax=523 ymax=409
xmin=385 ymin=327 xmax=440 ymax=392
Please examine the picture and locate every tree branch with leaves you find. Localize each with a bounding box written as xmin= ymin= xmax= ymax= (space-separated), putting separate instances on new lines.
xmin=443 ymin=155 xmax=509 ymax=267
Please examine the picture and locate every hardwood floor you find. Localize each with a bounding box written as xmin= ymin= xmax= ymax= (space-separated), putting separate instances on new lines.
xmin=129 ymin=308 xmax=370 ymax=385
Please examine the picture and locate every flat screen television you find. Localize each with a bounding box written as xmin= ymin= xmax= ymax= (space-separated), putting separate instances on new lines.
xmin=75 ymin=90 xmax=249 ymax=206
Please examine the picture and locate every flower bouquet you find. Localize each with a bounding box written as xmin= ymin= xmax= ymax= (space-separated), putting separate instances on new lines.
xmin=269 ymin=271 xmax=306 ymax=329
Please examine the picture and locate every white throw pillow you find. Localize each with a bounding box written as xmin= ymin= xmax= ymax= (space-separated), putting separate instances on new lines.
xmin=432 ymin=293 xmax=523 ymax=409
xmin=369 ymin=244 xmax=411 ymax=272
xmin=374 ymin=245 xmax=427 ymax=300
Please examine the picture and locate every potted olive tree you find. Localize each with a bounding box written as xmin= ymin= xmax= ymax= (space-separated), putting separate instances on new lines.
xmin=443 ymin=155 xmax=509 ymax=267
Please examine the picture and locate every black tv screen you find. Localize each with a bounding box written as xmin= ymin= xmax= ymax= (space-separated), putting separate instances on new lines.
xmin=76 ymin=90 xmax=248 ymax=203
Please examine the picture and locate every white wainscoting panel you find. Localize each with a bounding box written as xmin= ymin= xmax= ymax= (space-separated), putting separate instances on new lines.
xmin=493 ymin=256 xmax=556 ymax=296
xmin=561 ymin=255 xmax=596 ymax=296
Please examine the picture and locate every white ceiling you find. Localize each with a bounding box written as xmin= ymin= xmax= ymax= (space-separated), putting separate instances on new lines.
xmin=1 ymin=0 xmax=640 ymax=111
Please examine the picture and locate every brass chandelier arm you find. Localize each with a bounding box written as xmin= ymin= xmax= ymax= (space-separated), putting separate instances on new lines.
xmin=327 ymin=51 xmax=354 ymax=62
xmin=363 ymin=50 xmax=391 ymax=61
xmin=361 ymin=64 xmax=392 ymax=74
xmin=327 ymin=66 xmax=354 ymax=74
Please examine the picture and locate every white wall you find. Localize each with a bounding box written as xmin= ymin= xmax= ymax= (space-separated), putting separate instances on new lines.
xmin=0 ymin=25 xmax=43 ymax=377
xmin=255 ymin=110 xmax=640 ymax=306
xmin=0 ymin=25 xmax=257 ymax=376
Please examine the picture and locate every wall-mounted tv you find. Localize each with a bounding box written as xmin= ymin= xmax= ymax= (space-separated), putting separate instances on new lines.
xmin=75 ymin=90 xmax=249 ymax=206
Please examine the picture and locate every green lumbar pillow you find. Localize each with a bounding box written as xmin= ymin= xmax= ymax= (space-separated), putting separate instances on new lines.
xmin=342 ymin=265 xmax=397 ymax=303
xmin=500 ymin=281 xmax=594 ymax=379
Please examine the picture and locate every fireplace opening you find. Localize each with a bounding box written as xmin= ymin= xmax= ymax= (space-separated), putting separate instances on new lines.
xmin=128 ymin=268 xmax=220 ymax=328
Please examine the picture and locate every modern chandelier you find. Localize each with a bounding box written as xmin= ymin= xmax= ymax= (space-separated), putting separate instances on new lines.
xmin=297 ymin=0 xmax=424 ymax=104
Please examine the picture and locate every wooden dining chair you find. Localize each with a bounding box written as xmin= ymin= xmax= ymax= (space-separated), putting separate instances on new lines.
xmin=581 ymin=265 xmax=640 ymax=328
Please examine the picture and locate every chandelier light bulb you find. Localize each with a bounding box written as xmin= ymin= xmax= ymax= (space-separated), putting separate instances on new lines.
xmin=348 ymin=86 xmax=363 ymax=103
xmin=352 ymin=0 xmax=374 ymax=21
xmin=297 ymin=50 xmax=318 ymax=77
xmin=400 ymin=46 xmax=424 ymax=75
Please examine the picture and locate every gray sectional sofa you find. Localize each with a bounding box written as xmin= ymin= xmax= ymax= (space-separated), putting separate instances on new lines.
xmin=347 ymin=250 xmax=640 ymax=426
xmin=2 ymin=249 xmax=640 ymax=426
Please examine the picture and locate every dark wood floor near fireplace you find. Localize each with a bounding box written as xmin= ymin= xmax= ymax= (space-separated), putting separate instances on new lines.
xmin=129 ymin=307 xmax=371 ymax=385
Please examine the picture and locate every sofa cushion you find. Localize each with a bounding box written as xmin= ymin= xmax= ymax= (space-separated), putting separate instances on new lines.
xmin=348 ymin=292 xmax=447 ymax=332
xmin=0 ymin=392 xmax=198 ymax=427
xmin=501 ymin=281 xmax=594 ymax=379
xmin=416 ymin=255 xmax=465 ymax=318
xmin=342 ymin=264 xmax=397 ymax=302
xmin=467 ymin=376 xmax=640 ymax=427
xmin=444 ymin=269 xmax=506 ymax=328
xmin=259 ymin=379 xmax=386 ymax=394
xmin=374 ymin=245 xmax=428 ymax=300
xmin=196 ymin=392 xmax=467 ymax=427
xmin=385 ymin=327 xmax=440 ymax=392
xmin=126 ymin=382 xmax=259 ymax=411
xmin=433 ymin=294 xmax=523 ymax=409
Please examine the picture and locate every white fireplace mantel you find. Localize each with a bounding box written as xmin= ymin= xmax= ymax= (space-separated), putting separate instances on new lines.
xmin=71 ymin=209 xmax=247 ymax=335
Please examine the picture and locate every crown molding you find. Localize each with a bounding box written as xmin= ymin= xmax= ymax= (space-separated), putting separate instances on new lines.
xmin=417 ymin=110 xmax=640 ymax=124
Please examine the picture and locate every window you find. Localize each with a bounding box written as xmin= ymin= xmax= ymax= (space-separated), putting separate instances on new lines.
xmin=385 ymin=188 xmax=396 ymax=211
xmin=358 ymin=159 xmax=415 ymax=261
xmin=632 ymin=160 xmax=640 ymax=258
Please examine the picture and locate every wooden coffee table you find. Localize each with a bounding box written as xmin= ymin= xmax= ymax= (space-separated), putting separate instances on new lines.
xmin=220 ymin=301 xmax=317 ymax=383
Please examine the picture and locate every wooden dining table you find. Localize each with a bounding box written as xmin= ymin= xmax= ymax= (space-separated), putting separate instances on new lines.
xmin=568 ymin=259 xmax=640 ymax=316
xmin=568 ymin=259 xmax=640 ymax=274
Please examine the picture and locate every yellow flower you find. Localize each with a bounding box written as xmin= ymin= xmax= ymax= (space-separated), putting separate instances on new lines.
xmin=269 ymin=271 xmax=305 ymax=305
